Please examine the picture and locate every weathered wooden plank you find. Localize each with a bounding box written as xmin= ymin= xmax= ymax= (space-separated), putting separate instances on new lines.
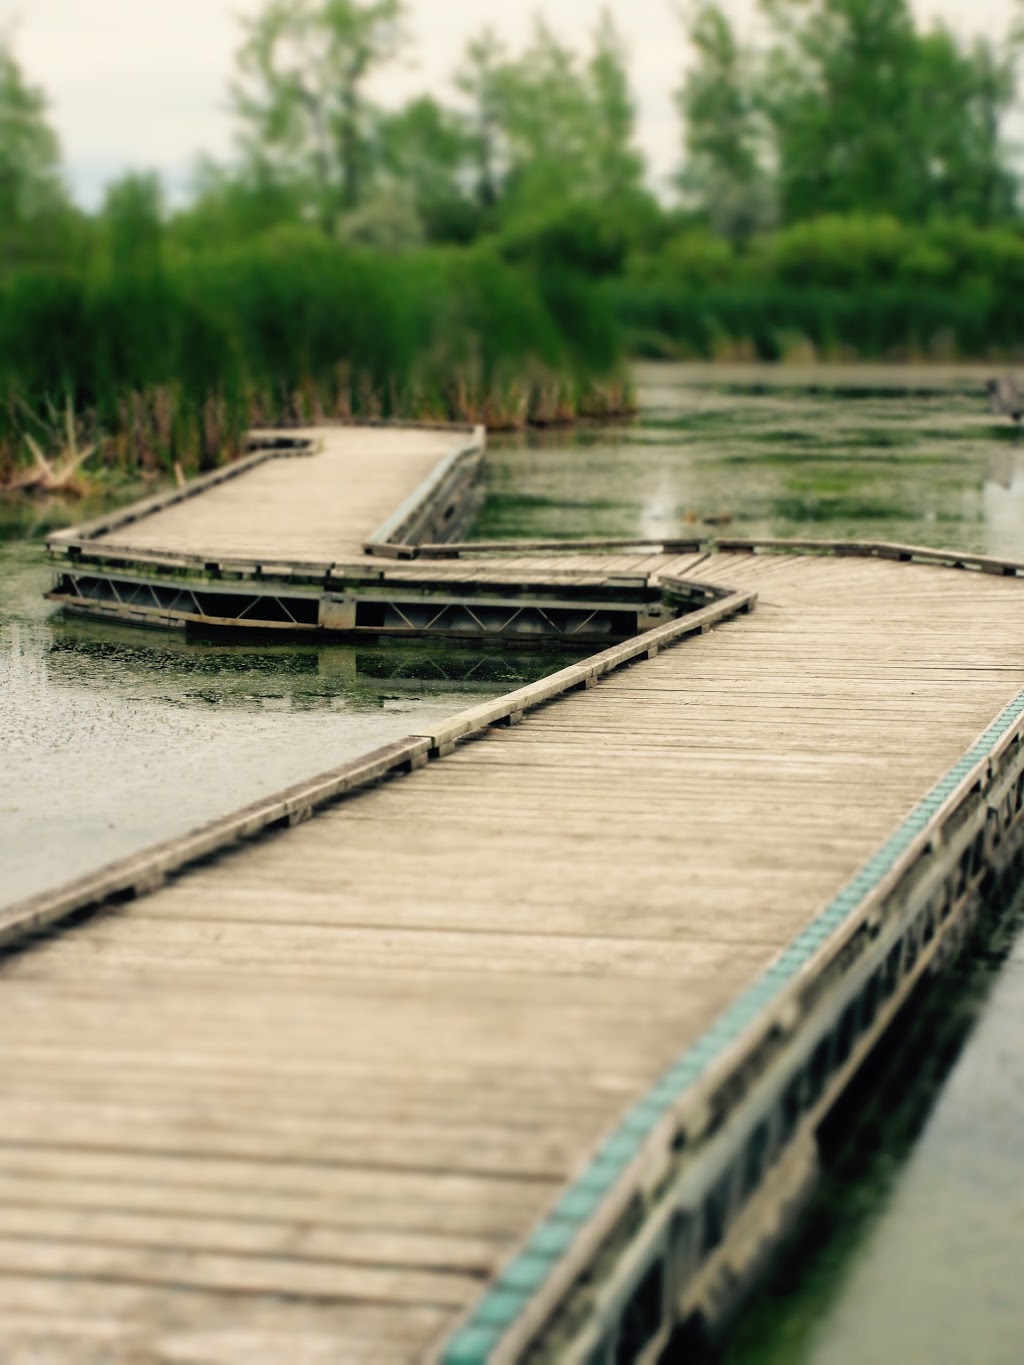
xmin=0 ymin=1204 xmax=500 ymax=1278
xmin=69 ymin=427 xmax=472 ymax=566
xmin=713 ymin=535 xmax=1024 ymax=578
xmin=412 ymin=590 xmax=756 ymax=749
xmin=0 ymin=1276 xmax=450 ymax=1344
xmin=0 ymin=1236 xmax=485 ymax=1308
xmin=417 ymin=538 xmax=707 ymax=558
xmin=12 ymin=546 xmax=1024 ymax=1361
xmin=45 ymin=444 xmax=310 ymax=549
xmin=0 ymin=738 xmax=430 ymax=953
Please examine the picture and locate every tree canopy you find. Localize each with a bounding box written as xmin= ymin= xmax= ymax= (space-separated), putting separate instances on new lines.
xmin=2 ymin=0 xmax=1024 ymax=269
xmin=679 ymin=0 xmax=1022 ymax=231
xmin=231 ymin=0 xmax=407 ymax=231
xmin=0 ymin=39 xmax=71 ymax=264
xmin=458 ymin=14 xmax=646 ymax=222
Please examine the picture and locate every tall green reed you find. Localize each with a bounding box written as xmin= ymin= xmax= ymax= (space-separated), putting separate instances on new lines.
xmin=0 ymin=231 xmax=628 ymax=484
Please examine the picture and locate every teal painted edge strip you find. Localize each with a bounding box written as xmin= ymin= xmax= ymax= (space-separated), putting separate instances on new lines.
xmin=440 ymin=687 xmax=1024 ymax=1365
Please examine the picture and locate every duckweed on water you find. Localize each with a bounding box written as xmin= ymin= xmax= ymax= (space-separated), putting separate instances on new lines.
xmin=772 ymin=496 xmax=916 ymax=523
xmin=476 ymin=364 xmax=1024 ymax=554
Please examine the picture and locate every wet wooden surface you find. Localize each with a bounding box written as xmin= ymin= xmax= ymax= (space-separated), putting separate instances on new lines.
xmin=3 ymin=554 xmax=1024 ymax=1361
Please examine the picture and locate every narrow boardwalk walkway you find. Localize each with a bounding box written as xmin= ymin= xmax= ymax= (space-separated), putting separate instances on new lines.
xmin=47 ymin=423 xmax=712 ymax=646
xmin=3 ymin=554 xmax=1024 ymax=1362
xmin=92 ymin=427 xmax=463 ymax=564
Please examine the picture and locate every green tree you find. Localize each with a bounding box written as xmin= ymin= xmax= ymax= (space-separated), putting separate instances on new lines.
xmin=908 ymin=29 xmax=1018 ymax=224
xmin=588 ymin=11 xmax=646 ymax=203
xmin=0 ymin=39 xmax=70 ymax=265
xmin=762 ymin=0 xmax=927 ymax=221
xmin=455 ymin=29 xmax=508 ymax=212
xmin=231 ymin=0 xmax=407 ymax=232
xmin=489 ymin=20 xmax=590 ymax=215
xmin=458 ymin=14 xmax=647 ymax=223
xmin=171 ymin=158 xmax=303 ymax=251
xmin=677 ymin=0 xmax=1021 ymax=228
xmin=758 ymin=0 xmax=1020 ymax=224
xmin=100 ymin=172 xmax=164 ymax=270
xmin=676 ymin=2 xmax=775 ymax=238
xmin=378 ymin=95 xmax=480 ymax=242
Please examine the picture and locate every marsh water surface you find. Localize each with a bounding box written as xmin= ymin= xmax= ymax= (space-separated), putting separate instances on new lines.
xmin=479 ymin=362 xmax=1024 ymax=558
xmin=0 ymin=536 xmax=566 ymax=907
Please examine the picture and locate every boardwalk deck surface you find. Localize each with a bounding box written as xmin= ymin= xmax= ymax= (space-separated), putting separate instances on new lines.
xmin=5 ymin=551 xmax=1024 ymax=1362
xmin=91 ymin=427 xmax=463 ymax=564
xmin=357 ymin=551 xmax=708 ymax=588
xmin=46 ymin=423 xmax=718 ymax=646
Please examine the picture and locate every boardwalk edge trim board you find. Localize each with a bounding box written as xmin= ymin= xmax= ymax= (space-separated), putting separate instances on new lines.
xmin=437 ymin=687 xmax=1024 ymax=1365
xmin=362 ymin=425 xmax=486 ymax=555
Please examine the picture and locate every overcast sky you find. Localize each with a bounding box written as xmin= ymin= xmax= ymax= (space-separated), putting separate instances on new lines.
xmin=7 ymin=0 xmax=1020 ymax=208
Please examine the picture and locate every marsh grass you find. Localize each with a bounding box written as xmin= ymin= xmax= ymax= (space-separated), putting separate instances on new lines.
xmin=0 ymin=235 xmax=632 ymax=489
xmin=614 ymin=282 xmax=1023 ymax=364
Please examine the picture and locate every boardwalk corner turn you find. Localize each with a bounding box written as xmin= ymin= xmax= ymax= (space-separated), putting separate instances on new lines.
xmin=7 ymin=422 xmax=1024 ymax=1364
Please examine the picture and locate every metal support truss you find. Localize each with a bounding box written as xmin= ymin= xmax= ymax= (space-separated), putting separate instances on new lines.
xmin=49 ymin=570 xmax=661 ymax=645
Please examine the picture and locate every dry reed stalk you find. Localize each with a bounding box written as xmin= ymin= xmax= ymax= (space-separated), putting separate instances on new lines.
xmin=4 ymin=400 xmax=99 ymax=497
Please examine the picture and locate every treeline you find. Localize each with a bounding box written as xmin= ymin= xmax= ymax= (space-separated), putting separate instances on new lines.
xmin=2 ymin=0 xmax=1024 ymax=482
xmin=616 ymin=216 xmax=1024 ymax=360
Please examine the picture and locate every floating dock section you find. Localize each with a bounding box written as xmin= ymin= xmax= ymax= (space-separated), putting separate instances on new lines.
xmin=8 ymin=426 xmax=1024 ymax=1362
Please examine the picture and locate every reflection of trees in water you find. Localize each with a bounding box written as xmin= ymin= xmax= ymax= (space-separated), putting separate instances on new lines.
xmin=981 ymin=428 xmax=1024 ymax=492
xmin=986 ymin=451 xmax=1016 ymax=493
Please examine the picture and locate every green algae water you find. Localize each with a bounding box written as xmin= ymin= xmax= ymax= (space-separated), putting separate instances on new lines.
xmin=477 ymin=363 xmax=1024 ymax=560
xmin=3 ymin=364 xmax=1024 ymax=1362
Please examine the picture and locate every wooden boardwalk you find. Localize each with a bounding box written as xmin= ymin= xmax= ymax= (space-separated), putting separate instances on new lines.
xmin=90 ymin=426 xmax=470 ymax=565
xmin=7 ymin=537 xmax=1024 ymax=1361
xmin=45 ymin=423 xmax=720 ymax=646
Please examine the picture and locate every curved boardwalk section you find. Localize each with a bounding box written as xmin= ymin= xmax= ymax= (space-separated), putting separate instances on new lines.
xmin=3 ymin=552 xmax=1024 ymax=1362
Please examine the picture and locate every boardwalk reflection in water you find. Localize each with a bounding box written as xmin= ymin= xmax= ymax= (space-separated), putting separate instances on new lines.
xmin=721 ymin=885 xmax=1024 ymax=1365
xmin=0 ymin=540 xmax=569 ymax=908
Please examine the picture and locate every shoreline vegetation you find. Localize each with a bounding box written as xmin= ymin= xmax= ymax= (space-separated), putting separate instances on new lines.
xmin=4 ymin=0 xmax=1024 ymax=497
xmin=0 ymin=235 xmax=635 ymax=498
xmin=613 ymin=217 xmax=1024 ymax=367
xmin=6 ymin=213 xmax=1024 ymax=500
